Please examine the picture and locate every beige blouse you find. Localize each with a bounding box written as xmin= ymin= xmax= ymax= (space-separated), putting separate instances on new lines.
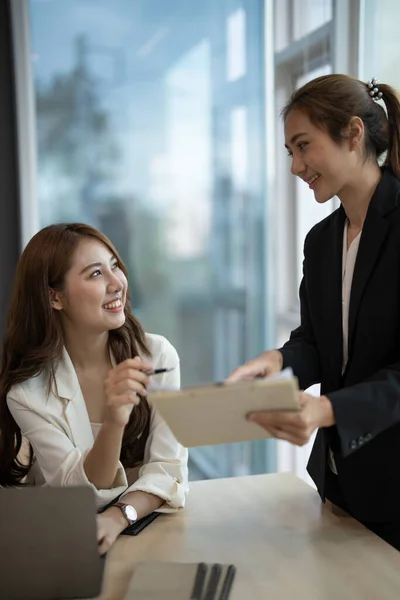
xmin=329 ymin=220 xmax=362 ymax=474
xmin=8 ymin=334 xmax=189 ymax=512
xmin=90 ymin=422 xmax=141 ymax=487
xmin=342 ymin=221 xmax=362 ymax=373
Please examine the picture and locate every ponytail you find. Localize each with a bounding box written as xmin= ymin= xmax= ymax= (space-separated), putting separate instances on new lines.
xmin=380 ymin=84 xmax=400 ymax=179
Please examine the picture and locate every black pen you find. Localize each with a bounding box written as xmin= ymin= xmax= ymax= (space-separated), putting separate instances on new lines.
xmin=218 ymin=565 xmax=236 ymax=600
xmin=191 ymin=562 xmax=207 ymax=599
xmin=205 ymin=563 xmax=222 ymax=600
xmin=146 ymin=367 xmax=175 ymax=376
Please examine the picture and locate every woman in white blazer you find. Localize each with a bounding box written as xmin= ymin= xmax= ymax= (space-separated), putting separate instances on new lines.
xmin=0 ymin=223 xmax=189 ymax=554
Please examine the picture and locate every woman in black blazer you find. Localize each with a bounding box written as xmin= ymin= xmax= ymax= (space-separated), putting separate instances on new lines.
xmin=228 ymin=74 xmax=400 ymax=550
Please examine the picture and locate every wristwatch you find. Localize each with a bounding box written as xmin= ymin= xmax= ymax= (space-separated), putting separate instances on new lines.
xmin=113 ymin=502 xmax=138 ymax=527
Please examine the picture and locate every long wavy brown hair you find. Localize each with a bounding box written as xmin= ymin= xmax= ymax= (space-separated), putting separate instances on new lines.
xmin=0 ymin=223 xmax=151 ymax=486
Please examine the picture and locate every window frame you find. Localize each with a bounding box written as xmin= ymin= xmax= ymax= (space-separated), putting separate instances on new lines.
xmin=10 ymin=0 xmax=39 ymax=249
xmin=0 ymin=0 xmax=23 ymax=344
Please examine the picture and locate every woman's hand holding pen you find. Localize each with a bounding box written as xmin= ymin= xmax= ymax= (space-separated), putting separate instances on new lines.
xmin=104 ymin=356 xmax=153 ymax=428
xmin=247 ymin=392 xmax=335 ymax=446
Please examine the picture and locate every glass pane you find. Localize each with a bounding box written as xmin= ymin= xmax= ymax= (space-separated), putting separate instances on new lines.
xmin=227 ymin=7 xmax=246 ymax=81
xmin=293 ymin=0 xmax=332 ymax=42
xmin=29 ymin=0 xmax=272 ymax=479
xmin=275 ymin=0 xmax=332 ymax=51
xmin=274 ymin=0 xmax=291 ymax=52
xmin=359 ymin=0 xmax=400 ymax=87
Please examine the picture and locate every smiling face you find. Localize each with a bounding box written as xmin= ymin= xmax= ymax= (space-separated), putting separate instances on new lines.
xmin=50 ymin=237 xmax=128 ymax=334
xmin=284 ymin=108 xmax=360 ymax=204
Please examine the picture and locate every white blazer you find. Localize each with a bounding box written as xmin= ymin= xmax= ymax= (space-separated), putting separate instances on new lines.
xmin=7 ymin=333 xmax=189 ymax=511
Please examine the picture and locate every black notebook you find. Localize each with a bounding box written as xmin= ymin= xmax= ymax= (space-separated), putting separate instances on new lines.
xmin=121 ymin=511 xmax=160 ymax=536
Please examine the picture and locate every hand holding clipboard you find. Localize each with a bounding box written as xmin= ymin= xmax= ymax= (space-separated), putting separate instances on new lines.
xmin=148 ymin=368 xmax=299 ymax=447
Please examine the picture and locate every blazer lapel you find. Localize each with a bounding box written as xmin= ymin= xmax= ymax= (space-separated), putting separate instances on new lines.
xmin=347 ymin=211 xmax=389 ymax=357
xmin=53 ymin=348 xmax=94 ymax=449
xmin=347 ymin=168 xmax=400 ymax=360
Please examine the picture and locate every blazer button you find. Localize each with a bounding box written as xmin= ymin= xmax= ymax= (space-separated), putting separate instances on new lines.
xmin=350 ymin=440 xmax=358 ymax=450
xmin=358 ymin=436 xmax=364 ymax=446
xmin=364 ymin=433 xmax=372 ymax=442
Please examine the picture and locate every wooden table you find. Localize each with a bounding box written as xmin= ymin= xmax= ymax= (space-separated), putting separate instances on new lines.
xmin=97 ymin=473 xmax=400 ymax=600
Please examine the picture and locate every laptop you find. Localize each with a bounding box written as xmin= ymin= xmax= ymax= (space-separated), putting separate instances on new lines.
xmin=0 ymin=486 xmax=104 ymax=600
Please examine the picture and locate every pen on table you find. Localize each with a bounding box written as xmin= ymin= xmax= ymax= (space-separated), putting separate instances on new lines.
xmin=218 ymin=565 xmax=236 ymax=600
xmin=191 ymin=562 xmax=207 ymax=599
xmin=145 ymin=367 xmax=175 ymax=376
xmin=205 ymin=563 xmax=222 ymax=600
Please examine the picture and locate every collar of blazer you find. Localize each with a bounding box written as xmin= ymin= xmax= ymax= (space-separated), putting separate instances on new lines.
xmin=345 ymin=167 xmax=400 ymax=364
xmin=315 ymin=167 xmax=400 ymax=383
xmin=369 ymin=166 xmax=400 ymax=217
xmin=52 ymin=347 xmax=117 ymax=449
xmin=334 ymin=166 xmax=400 ymax=226
xmin=53 ymin=347 xmax=80 ymax=402
xmin=53 ymin=346 xmax=117 ymax=401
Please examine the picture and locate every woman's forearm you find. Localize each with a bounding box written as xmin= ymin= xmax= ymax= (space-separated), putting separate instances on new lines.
xmin=116 ymin=490 xmax=164 ymax=520
xmin=102 ymin=491 xmax=164 ymax=540
xmin=84 ymin=420 xmax=125 ymax=489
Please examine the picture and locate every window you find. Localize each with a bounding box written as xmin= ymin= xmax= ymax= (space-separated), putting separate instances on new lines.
xmin=227 ymin=8 xmax=246 ymax=81
xmin=271 ymin=0 xmax=361 ymax=484
xmin=273 ymin=0 xmax=333 ymax=347
xmin=275 ymin=0 xmax=332 ymax=52
xmin=28 ymin=0 xmax=271 ymax=479
xmin=359 ymin=0 xmax=400 ymax=88
xmin=293 ymin=0 xmax=332 ymax=42
xmin=273 ymin=0 xmax=334 ymax=485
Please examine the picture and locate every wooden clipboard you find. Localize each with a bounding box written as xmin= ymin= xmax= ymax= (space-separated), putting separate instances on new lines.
xmin=148 ymin=375 xmax=299 ymax=447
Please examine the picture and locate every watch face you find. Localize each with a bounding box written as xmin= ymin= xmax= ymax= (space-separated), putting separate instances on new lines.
xmin=125 ymin=505 xmax=137 ymax=522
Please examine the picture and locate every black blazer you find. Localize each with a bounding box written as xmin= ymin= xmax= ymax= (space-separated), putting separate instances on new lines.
xmin=279 ymin=167 xmax=400 ymax=523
